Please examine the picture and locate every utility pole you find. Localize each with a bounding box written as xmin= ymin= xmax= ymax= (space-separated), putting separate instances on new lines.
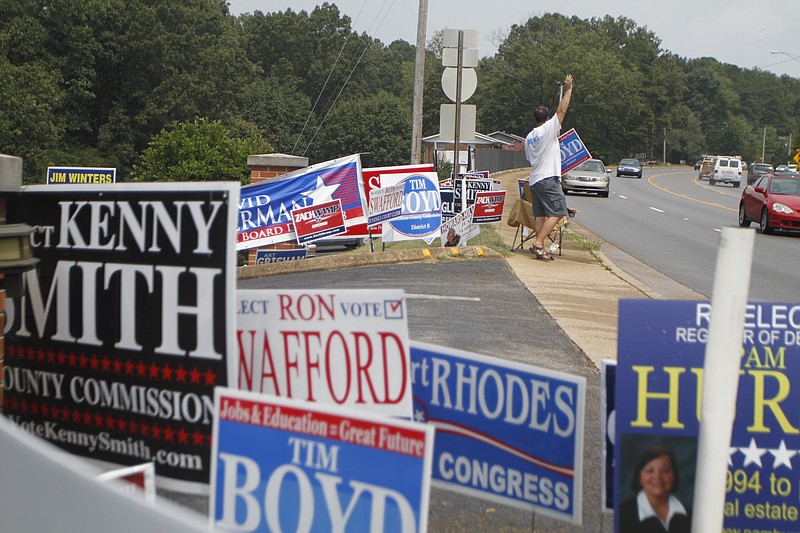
xmin=762 ymin=127 xmax=767 ymax=163
xmin=663 ymin=127 xmax=666 ymax=164
xmin=410 ymin=0 xmax=428 ymax=164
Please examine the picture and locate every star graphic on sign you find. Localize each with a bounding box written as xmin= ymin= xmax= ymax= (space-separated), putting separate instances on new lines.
xmin=414 ymin=408 xmax=426 ymax=423
xmin=301 ymin=176 xmax=339 ymax=205
xmin=769 ymin=440 xmax=797 ymax=470
xmin=728 ymin=446 xmax=739 ymax=466
xmin=739 ymin=438 xmax=767 ymax=467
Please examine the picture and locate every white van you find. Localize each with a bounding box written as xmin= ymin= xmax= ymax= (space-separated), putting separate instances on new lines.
xmin=709 ymin=156 xmax=742 ymax=187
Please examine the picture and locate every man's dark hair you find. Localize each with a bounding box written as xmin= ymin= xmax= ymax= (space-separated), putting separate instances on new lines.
xmin=534 ymin=106 xmax=549 ymax=124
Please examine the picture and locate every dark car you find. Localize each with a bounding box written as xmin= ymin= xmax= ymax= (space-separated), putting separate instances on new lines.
xmin=748 ymin=163 xmax=774 ymax=184
xmin=738 ymin=173 xmax=800 ymax=234
xmin=617 ymin=158 xmax=642 ymax=178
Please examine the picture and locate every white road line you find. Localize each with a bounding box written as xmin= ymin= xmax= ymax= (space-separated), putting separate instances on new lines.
xmin=406 ymin=293 xmax=481 ymax=302
xmin=713 ymin=228 xmax=721 ymax=232
xmin=618 ymin=195 xmax=628 ymax=199
xmin=649 ymin=206 xmax=664 ymax=213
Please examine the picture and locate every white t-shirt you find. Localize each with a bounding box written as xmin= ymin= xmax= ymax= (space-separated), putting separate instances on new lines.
xmin=524 ymin=115 xmax=562 ymax=186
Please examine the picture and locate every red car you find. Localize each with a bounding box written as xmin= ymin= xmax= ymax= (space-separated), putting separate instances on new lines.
xmin=738 ymin=173 xmax=800 ymax=234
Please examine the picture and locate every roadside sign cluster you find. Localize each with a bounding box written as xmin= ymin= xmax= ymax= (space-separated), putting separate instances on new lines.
xmin=7 ymin=156 xmax=593 ymax=531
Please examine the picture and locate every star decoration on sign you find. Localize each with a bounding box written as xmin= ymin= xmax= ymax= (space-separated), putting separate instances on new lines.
xmin=414 ymin=408 xmax=426 ymax=423
xmin=301 ymin=177 xmax=339 ymax=205
xmin=769 ymin=440 xmax=798 ymax=470
xmin=728 ymin=446 xmax=739 ymax=466
xmin=739 ymin=438 xmax=767 ymax=467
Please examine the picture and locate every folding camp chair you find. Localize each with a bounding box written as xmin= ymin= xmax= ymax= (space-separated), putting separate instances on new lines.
xmin=506 ymin=183 xmax=574 ymax=256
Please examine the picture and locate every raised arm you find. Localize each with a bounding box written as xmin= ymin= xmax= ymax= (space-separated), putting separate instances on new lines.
xmin=555 ymin=74 xmax=574 ymax=125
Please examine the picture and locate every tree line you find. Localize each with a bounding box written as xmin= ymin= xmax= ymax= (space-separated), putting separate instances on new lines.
xmin=1 ymin=0 xmax=798 ymax=184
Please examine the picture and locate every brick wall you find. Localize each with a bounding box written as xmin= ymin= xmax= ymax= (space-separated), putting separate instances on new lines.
xmin=244 ymin=154 xmax=309 ymax=266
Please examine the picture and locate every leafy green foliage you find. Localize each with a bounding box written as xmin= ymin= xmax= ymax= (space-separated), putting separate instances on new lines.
xmin=2 ymin=2 xmax=799 ymax=182
xmin=129 ymin=117 xmax=271 ymax=183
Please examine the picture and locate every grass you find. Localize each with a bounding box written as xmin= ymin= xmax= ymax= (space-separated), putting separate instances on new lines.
xmin=348 ymin=223 xmax=513 ymax=257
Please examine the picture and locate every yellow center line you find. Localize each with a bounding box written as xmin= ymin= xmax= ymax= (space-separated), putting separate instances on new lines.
xmin=646 ymin=171 xmax=737 ymax=212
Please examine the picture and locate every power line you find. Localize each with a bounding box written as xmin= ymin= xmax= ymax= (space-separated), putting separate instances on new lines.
xmin=300 ymin=0 xmax=397 ymax=156
xmin=290 ymin=1 xmax=370 ymax=156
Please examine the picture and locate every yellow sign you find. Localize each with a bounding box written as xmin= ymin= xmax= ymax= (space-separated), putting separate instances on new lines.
xmin=795 ymin=149 xmax=800 ymax=166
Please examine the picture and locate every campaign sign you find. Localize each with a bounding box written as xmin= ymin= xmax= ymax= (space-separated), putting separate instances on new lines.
xmin=357 ymin=164 xmax=434 ymax=235
xmin=381 ymin=173 xmax=442 ymax=242
xmin=615 ymin=299 xmax=800 ymax=533
xmin=47 ymin=166 xmax=116 ymax=185
xmin=210 ymin=388 xmax=434 ymax=533
xmin=237 ymin=154 xmax=367 ymax=250
xmin=237 ymin=289 xmax=413 ymax=418
xmin=367 ymin=183 xmax=405 ymax=227
xmin=472 ymin=190 xmax=506 ymax=224
xmin=453 ymin=177 xmax=495 ymax=213
xmin=4 ymin=183 xmax=240 ymax=491
xmin=291 ymin=199 xmax=346 ymax=245
xmin=439 ymin=188 xmax=455 ymax=222
xmin=559 ymin=129 xmax=591 ymax=174
xmin=439 ymin=205 xmax=479 ymax=247
xmin=410 ymin=342 xmax=586 ymax=524
xmin=254 ymin=249 xmax=308 ymax=264
xmin=601 ymin=360 xmax=616 ymax=513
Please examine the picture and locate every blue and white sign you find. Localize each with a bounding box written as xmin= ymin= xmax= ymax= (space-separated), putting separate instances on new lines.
xmin=410 ymin=341 xmax=586 ymax=524
xmin=381 ymin=173 xmax=442 ymax=242
xmin=210 ymin=387 xmax=435 ymax=533
xmin=615 ymin=299 xmax=800 ymax=533
xmin=255 ymin=249 xmax=308 ymax=264
xmin=558 ymin=129 xmax=591 ymax=174
xmin=367 ymin=183 xmax=405 ymax=227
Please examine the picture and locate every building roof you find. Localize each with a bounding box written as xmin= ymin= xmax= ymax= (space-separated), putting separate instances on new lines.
xmin=486 ymin=131 xmax=525 ymax=144
xmin=422 ymin=132 xmax=512 ymax=146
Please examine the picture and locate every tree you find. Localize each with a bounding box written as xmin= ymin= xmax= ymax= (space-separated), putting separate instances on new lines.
xmin=242 ymin=76 xmax=315 ymax=155
xmin=311 ymin=91 xmax=411 ymax=167
xmin=129 ymin=117 xmax=271 ymax=183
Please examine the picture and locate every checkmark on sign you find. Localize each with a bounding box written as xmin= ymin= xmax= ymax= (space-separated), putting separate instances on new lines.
xmin=384 ymin=299 xmax=404 ymax=319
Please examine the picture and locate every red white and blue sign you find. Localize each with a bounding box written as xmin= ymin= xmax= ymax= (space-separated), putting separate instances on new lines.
xmin=559 ymin=129 xmax=591 ymax=174
xmin=472 ymin=190 xmax=506 ymax=224
xmin=210 ymin=387 xmax=435 ymax=533
xmin=237 ymin=155 xmax=366 ymax=250
xmin=410 ymin=341 xmax=586 ymax=524
xmin=291 ymin=199 xmax=346 ymax=244
xmin=358 ymin=164 xmax=434 ymax=236
xmin=381 ymin=173 xmax=442 ymax=242
xmin=615 ymin=299 xmax=800 ymax=533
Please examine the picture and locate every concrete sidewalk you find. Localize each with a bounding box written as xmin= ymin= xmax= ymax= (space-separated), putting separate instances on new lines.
xmin=491 ymin=169 xmax=658 ymax=370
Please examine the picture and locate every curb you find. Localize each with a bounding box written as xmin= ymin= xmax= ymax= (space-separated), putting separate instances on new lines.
xmin=236 ymin=246 xmax=504 ymax=281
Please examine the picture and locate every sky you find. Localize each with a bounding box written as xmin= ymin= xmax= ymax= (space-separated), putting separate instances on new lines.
xmin=227 ymin=0 xmax=800 ymax=79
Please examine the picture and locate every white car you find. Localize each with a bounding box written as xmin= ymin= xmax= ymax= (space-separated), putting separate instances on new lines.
xmin=562 ymin=159 xmax=610 ymax=197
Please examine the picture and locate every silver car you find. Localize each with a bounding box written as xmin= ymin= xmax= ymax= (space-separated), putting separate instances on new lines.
xmin=562 ymin=159 xmax=610 ymax=197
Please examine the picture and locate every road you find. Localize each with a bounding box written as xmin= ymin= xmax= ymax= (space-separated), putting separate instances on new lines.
xmin=562 ymin=166 xmax=800 ymax=302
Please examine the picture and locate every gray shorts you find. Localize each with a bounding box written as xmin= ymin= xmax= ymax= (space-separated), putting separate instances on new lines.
xmin=531 ymin=177 xmax=568 ymax=217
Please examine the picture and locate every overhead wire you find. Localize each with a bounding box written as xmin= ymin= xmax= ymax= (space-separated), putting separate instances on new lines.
xmin=300 ymin=0 xmax=397 ymax=156
xmin=289 ymin=1 xmax=370 ymax=156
